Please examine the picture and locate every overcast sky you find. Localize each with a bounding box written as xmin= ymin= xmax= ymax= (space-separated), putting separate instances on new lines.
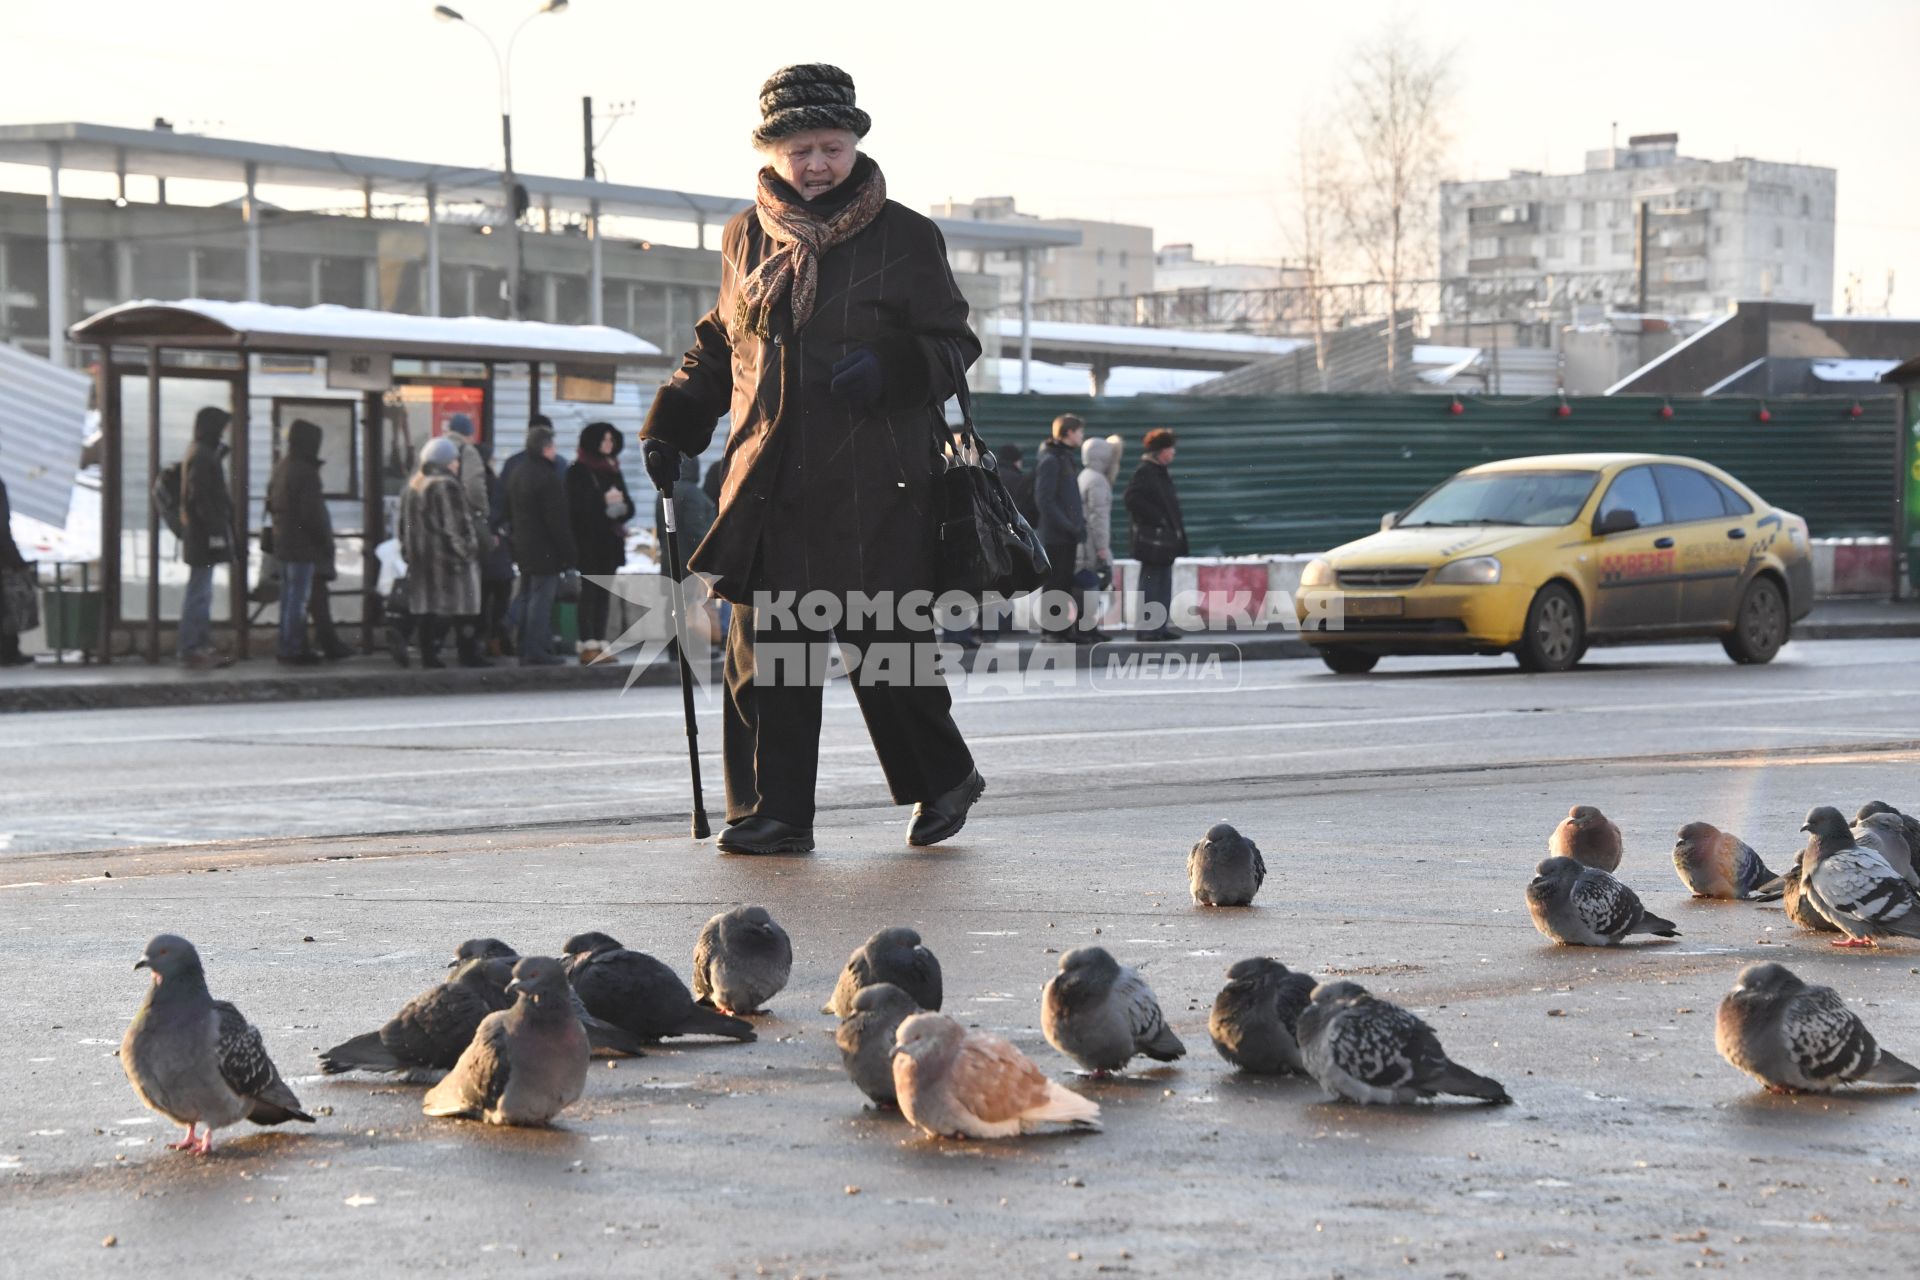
xmin=4 ymin=0 xmax=1915 ymax=311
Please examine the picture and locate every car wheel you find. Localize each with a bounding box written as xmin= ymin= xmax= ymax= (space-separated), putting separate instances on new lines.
xmin=1722 ymin=577 xmax=1787 ymax=664
xmin=1515 ymin=583 xmax=1584 ymax=673
xmin=1320 ymin=649 xmax=1380 ymax=675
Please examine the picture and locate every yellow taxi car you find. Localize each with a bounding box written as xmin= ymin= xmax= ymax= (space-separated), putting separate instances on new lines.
xmin=1295 ymin=453 xmax=1813 ymax=674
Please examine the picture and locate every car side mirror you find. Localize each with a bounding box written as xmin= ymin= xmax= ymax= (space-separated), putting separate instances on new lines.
xmin=1380 ymin=511 xmax=1398 ymax=532
xmin=1594 ymin=508 xmax=1639 ymax=536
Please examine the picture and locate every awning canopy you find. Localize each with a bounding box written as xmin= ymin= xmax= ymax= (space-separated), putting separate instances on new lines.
xmin=70 ymin=298 xmax=663 ymax=366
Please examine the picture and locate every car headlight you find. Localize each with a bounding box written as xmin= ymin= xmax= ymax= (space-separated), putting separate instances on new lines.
xmin=1300 ymin=558 xmax=1334 ymax=588
xmin=1433 ymin=556 xmax=1501 ymax=585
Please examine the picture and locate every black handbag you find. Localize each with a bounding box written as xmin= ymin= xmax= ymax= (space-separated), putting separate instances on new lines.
xmin=929 ymin=366 xmax=1049 ymax=597
xmin=557 ymin=568 xmax=583 ymax=602
xmin=1131 ymin=522 xmax=1184 ymax=564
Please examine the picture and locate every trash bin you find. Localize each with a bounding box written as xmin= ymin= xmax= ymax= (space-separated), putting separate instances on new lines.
xmin=41 ymin=586 xmax=101 ymax=654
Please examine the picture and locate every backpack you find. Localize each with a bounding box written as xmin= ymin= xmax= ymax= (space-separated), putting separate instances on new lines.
xmin=153 ymin=462 xmax=186 ymax=539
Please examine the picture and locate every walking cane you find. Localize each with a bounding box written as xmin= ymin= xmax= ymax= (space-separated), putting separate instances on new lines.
xmin=658 ymin=493 xmax=712 ymax=839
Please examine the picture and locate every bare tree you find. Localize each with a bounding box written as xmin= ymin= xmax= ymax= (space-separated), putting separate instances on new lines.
xmin=1284 ymin=113 xmax=1343 ymax=391
xmin=1333 ymin=24 xmax=1451 ymax=376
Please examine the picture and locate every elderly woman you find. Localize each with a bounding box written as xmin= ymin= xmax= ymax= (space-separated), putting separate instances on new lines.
xmin=641 ymin=63 xmax=985 ymax=856
xmin=399 ymin=436 xmax=481 ymax=670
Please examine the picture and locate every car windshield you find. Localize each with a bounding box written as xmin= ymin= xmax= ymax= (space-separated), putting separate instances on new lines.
xmin=1397 ymin=470 xmax=1600 ymax=529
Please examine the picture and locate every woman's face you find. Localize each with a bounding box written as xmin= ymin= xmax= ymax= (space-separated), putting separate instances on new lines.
xmin=766 ymin=130 xmax=858 ymax=199
xmin=599 ymin=433 xmax=614 ymax=455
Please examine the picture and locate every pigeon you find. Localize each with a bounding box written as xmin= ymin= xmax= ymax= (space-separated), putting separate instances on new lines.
xmin=121 ymin=934 xmax=314 ymax=1155
xmin=448 ymin=938 xmax=647 ymax=1058
xmin=1671 ymin=822 xmax=1783 ymax=900
xmin=823 ymin=927 xmax=942 ymax=1017
xmin=1799 ymin=806 xmax=1920 ymax=947
xmin=692 ymin=906 xmax=794 ymax=1015
xmin=1209 ymin=957 xmax=1318 ymax=1075
xmin=1041 ymin=946 xmax=1186 ymax=1076
xmin=1715 ymin=962 xmax=1920 ymax=1093
xmin=891 ymin=1012 xmax=1101 ymax=1138
xmin=1548 ymin=804 xmax=1622 ymax=872
xmin=1187 ymin=822 xmax=1267 ymax=907
xmin=422 ymin=956 xmax=589 ymax=1127
xmin=319 ymin=955 xmax=516 ymax=1078
xmin=561 ymin=931 xmax=755 ymax=1041
xmin=1295 ymin=981 xmax=1510 ymax=1106
xmin=1856 ymin=801 xmax=1920 ymax=867
xmin=835 ymin=982 xmax=921 ymax=1108
xmin=1780 ymin=862 xmax=1841 ymax=934
xmin=1526 ymin=856 xmax=1679 ymax=946
xmin=1851 ymin=811 xmax=1920 ymax=887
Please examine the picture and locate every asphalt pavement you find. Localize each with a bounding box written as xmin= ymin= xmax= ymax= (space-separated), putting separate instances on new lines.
xmin=4 ymin=636 xmax=1920 ymax=1276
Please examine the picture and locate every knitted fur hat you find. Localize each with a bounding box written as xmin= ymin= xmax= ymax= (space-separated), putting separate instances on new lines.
xmin=752 ymin=63 xmax=870 ymax=146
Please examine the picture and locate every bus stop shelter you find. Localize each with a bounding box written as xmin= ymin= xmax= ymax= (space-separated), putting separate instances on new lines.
xmin=68 ymin=299 xmax=662 ymax=663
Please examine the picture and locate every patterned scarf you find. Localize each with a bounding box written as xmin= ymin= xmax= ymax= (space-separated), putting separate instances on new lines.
xmin=735 ymin=160 xmax=887 ymax=338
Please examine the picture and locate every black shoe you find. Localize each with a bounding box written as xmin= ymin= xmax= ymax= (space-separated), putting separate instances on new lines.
xmin=277 ymin=652 xmax=323 ymax=667
xmin=321 ymin=646 xmax=353 ymax=661
xmin=458 ymin=653 xmax=493 ymax=669
xmin=715 ymin=816 xmax=815 ymax=855
xmin=907 ymin=769 xmax=986 ymax=847
xmin=0 ymin=650 xmax=32 ymax=667
xmin=420 ymin=652 xmax=446 ymax=670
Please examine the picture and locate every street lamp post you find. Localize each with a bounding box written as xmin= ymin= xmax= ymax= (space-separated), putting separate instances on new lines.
xmin=433 ymin=1 xmax=567 ymax=320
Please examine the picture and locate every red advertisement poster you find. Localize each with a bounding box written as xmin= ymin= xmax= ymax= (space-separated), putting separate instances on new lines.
xmin=428 ymin=386 xmax=486 ymax=445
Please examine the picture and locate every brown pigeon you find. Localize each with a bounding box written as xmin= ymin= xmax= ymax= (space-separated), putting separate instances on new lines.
xmin=1549 ymin=804 xmax=1622 ymax=872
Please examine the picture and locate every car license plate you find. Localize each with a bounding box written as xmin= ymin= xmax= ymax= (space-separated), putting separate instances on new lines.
xmin=1345 ymin=596 xmax=1404 ymax=618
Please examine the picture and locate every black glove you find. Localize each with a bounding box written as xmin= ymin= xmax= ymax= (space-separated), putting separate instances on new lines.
xmin=829 ymin=347 xmax=885 ymax=408
xmin=641 ymin=437 xmax=681 ymax=493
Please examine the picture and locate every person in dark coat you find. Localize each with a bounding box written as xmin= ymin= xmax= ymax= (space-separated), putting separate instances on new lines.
xmin=498 ymin=413 xmax=565 ymax=644
xmin=1032 ymin=414 xmax=1087 ymax=640
xmin=505 ymin=424 xmax=576 ymax=665
xmin=265 ymin=418 xmax=336 ymax=664
xmin=1124 ymin=427 xmax=1189 ymax=642
xmin=565 ymin=422 xmax=635 ymax=665
xmin=0 ymin=441 xmax=31 ymax=666
xmin=399 ymin=436 xmax=481 ymax=669
xmin=999 ymin=441 xmax=1037 ymax=528
xmin=476 ymin=437 xmax=516 ymax=656
xmin=178 ymin=406 xmax=235 ymax=668
xmin=639 ymin=62 xmax=985 ymax=856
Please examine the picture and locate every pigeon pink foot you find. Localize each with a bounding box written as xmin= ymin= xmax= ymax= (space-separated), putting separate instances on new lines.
xmin=166 ymin=1124 xmax=199 ymax=1151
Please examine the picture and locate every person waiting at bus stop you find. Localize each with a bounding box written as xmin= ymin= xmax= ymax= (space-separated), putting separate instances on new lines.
xmin=639 ymin=62 xmax=985 ymax=856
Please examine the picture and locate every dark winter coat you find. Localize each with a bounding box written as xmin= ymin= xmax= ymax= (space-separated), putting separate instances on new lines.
xmin=265 ymin=418 xmax=333 ymax=565
xmin=640 ymin=157 xmax=982 ymax=603
xmin=1004 ymin=463 xmax=1039 ymax=530
xmin=479 ymin=462 xmax=516 ymax=582
xmin=400 ymin=464 xmax=480 ymax=617
xmin=180 ymin=407 xmax=234 ymax=567
xmin=1033 ymin=438 xmax=1085 ymax=546
xmin=506 ymin=448 xmax=577 ymax=577
xmin=1124 ymin=458 xmax=1189 ymax=565
xmin=0 ymin=472 xmax=24 ymax=569
xmin=566 ymin=424 xmax=635 ymax=577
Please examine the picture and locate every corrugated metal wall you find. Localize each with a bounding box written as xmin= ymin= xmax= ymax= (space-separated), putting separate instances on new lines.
xmin=0 ymin=342 xmax=89 ymax=526
xmin=968 ymin=393 xmax=1898 ymax=555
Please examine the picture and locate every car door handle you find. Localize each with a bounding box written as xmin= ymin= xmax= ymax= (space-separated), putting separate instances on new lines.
xmin=1653 ymin=536 xmax=1675 ymax=549
xmin=1727 ymin=527 xmax=1747 ymax=540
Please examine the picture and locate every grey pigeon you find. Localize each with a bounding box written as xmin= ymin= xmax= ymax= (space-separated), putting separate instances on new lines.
xmin=823 ymin=927 xmax=942 ymax=1017
xmin=1209 ymin=957 xmax=1318 ymax=1075
xmin=892 ymin=1012 xmax=1100 ymax=1138
xmin=834 ymin=982 xmax=921 ymax=1107
xmin=423 ymin=956 xmax=589 ymax=1127
xmin=1781 ymin=861 xmax=1841 ymax=934
xmin=1548 ymin=804 xmax=1622 ymax=872
xmin=1856 ymin=800 xmax=1920 ymax=872
xmin=1041 ymin=946 xmax=1186 ymax=1076
xmin=692 ymin=906 xmax=794 ymax=1015
xmin=121 ymin=934 xmax=314 ymax=1155
xmin=450 ymin=938 xmax=647 ymax=1057
xmin=1799 ymin=806 xmax=1920 ymax=947
xmin=1671 ymin=821 xmax=1783 ymax=900
xmin=1188 ymin=822 xmax=1267 ymax=907
xmin=1296 ymin=981 xmax=1510 ymax=1106
xmin=320 ymin=955 xmax=516 ymax=1078
xmin=1851 ymin=811 xmax=1919 ymax=887
xmin=561 ymin=931 xmax=755 ymax=1042
xmin=1526 ymin=856 xmax=1679 ymax=946
xmin=1716 ymin=962 xmax=1920 ymax=1093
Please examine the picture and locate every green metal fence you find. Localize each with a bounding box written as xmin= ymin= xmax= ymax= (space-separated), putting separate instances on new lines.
xmin=970 ymin=393 xmax=1899 ymax=556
